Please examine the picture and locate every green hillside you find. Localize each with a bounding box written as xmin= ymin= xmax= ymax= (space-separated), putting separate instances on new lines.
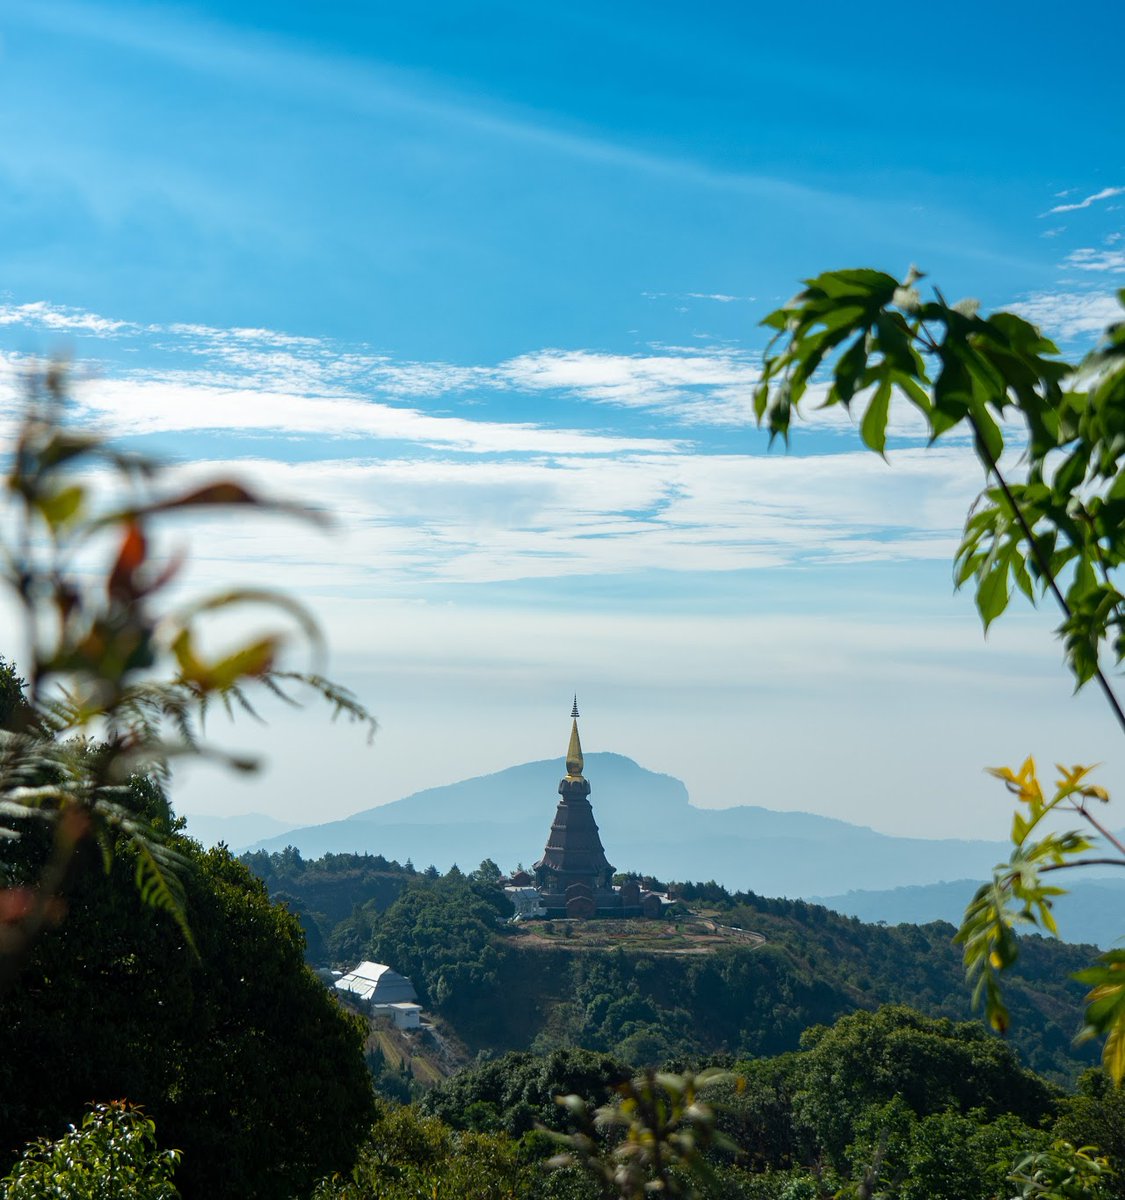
xmin=245 ymin=851 xmax=1098 ymax=1085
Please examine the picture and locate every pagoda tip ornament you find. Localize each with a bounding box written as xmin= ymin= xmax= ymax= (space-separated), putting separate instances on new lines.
xmin=565 ymin=699 xmax=585 ymax=780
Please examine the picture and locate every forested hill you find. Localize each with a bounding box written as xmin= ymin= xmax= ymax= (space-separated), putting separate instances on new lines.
xmin=244 ymin=850 xmax=1099 ymax=1085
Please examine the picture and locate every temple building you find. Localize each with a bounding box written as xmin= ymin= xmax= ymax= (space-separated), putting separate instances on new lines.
xmin=504 ymin=700 xmax=663 ymax=920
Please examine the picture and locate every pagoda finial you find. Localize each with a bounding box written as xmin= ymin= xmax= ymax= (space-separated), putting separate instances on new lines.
xmin=566 ymin=698 xmax=585 ymax=780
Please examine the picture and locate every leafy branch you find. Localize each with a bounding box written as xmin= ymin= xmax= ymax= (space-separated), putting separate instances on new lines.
xmin=755 ymin=271 xmax=1125 ymax=1080
xmin=757 ymin=271 xmax=1125 ymax=707
xmin=0 ymin=366 xmax=376 ymax=989
xmin=955 ymin=759 xmax=1122 ymax=1051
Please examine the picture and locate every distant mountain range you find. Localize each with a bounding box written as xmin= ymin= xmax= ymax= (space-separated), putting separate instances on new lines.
xmin=183 ymin=811 xmax=300 ymax=849
xmin=812 ymin=877 xmax=1125 ymax=949
xmin=233 ymin=752 xmax=1021 ymax=899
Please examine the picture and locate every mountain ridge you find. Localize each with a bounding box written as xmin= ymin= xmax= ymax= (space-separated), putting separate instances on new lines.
xmin=242 ymin=752 xmax=1012 ymax=898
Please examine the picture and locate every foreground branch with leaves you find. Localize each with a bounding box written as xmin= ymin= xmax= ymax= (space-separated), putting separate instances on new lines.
xmin=0 ymin=365 xmax=375 ymax=988
xmin=754 ymin=271 xmax=1125 ymax=1079
xmin=549 ymin=1069 xmax=738 ymax=1199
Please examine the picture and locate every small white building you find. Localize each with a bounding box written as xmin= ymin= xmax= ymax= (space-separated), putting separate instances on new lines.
xmin=387 ymin=1001 xmax=422 ymax=1030
xmin=505 ymin=886 xmax=547 ymax=919
xmin=335 ymin=961 xmax=423 ymax=1029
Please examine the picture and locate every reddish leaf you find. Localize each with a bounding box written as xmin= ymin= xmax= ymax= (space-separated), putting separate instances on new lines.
xmin=158 ymin=482 xmax=261 ymax=509
xmin=108 ymin=522 xmax=146 ymax=601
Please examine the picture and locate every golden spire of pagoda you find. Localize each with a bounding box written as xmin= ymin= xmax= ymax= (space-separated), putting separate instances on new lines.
xmin=566 ymin=696 xmax=585 ymax=780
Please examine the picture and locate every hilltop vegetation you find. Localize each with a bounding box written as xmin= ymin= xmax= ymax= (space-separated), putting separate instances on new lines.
xmin=244 ymin=849 xmax=1098 ymax=1084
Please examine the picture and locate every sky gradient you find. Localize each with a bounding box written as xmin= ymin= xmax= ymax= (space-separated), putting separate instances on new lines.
xmin=1 ymin=1 xmax=1123 ymax=842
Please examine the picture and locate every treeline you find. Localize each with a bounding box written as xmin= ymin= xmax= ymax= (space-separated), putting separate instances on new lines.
xmin=321 ymin=1007 xmax=1125 ymax=1200
xmin=3 ymin=823 xmax=1120 ymax=1199
xmin=244 ymin=850 xmax=1098 ymax=1084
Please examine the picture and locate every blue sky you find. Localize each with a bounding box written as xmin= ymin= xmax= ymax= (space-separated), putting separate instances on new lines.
xmin=1 ymin=1 xmax=1123 ymax=844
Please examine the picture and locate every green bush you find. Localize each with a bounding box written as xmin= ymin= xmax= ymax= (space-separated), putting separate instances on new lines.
xmin=1 ymin=1102 xmax=179 ymax=1199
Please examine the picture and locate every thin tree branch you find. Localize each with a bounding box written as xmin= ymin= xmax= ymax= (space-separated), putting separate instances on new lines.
xmin=1073 ymin=801 xmax=1125 ymax=859
xmin=968 ymin=413 xmax=1125 ymax=740
xmin=1040 ymin=858 xmax=1125 ymax=873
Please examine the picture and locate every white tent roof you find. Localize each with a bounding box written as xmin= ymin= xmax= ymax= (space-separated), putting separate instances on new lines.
xmin=334 ymin=961 xmax=417 ymax=1005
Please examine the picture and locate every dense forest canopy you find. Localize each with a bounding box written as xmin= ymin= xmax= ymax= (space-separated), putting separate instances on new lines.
xmin=0 ymin=792 xmax=375 ymax=1197
xmin=244 ymin=848 xmax=1098 ymax=1084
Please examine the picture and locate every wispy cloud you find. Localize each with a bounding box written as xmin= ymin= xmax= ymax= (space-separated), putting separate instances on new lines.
xmin=68 ymin=377 xmax=678 ymax=456
xmin=0 ymin=299 xmax=949 ymax=441
xmin=686 ymin=293 xmax=746 ymax=303
xmin=1046 ymin=186 xmax=1125 ymax=215
xmin=1065 ymin=248 xmax=1125 ymax=273
xmin=0 ymin=293 xmax=996 ymax=591
xmin=498 ymin=348 xmax=761 ymax=423
xmin=643 ymin=291 xmax=755 ymax=304
xmin=1010 ymin=291 xmax=1122 ymax=340
xmin=8 ymin=0 xmax=860 ymax=219
xmin=0 ymin=300 xmax=137 ymax=336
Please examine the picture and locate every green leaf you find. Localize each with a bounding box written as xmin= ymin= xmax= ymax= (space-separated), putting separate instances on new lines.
xmin=1075 ymin=950 xmax=1125 ymax=1083
xmin=971 ymin=405 xmax=1004 ymax=464
xmin=860 ymin=379 xmax=893 ymax=455
xmin=133 ymin=837 xmax=197 ymax=955
xmin=811 ymin=269 xmax=899 ymax=300
xmin=977 ymin=564 xmax=1011 ymax=631
xmin=892 ymin=371 xmax=932 ymax=416
xmin=832 ymin=336 xmax=869 ymax=406
xmin=37 ymin=484 xmax=85 ymax=532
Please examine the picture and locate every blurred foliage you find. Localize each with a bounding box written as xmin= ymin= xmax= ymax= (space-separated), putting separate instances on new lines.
xmin=549 ymin=1068 xmax=738 ymax=1200
xmin=0 ymin=768 xmax=375 ymax=1196
xmin=1056 ymin=1070 xmax=1125 ymax=1200
xmin=0 ymin=366 xmax=374 ymax=984
xmin=0 ymin=1101 xmax=180 ymax=1199
xmin=757 ymin=273 xmax=1125 ymax=697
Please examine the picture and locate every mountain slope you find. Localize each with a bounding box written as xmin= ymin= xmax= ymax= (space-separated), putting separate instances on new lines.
xmin=248 ymin=752 xmax=1009 ymax=897
xmin=183 ymin=811 xmax=300 ymax=850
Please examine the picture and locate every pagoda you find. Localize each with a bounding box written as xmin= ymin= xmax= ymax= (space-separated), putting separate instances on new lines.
xmin=525 ymin=700 xmax=662 ymax=920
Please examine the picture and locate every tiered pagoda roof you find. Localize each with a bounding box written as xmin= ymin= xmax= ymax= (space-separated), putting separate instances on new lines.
xmin=533 ymin=699 xmax=615 ymax=890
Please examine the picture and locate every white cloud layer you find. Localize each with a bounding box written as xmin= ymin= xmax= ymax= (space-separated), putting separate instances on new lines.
xmin=499 ymin=348 xmax=762 ymax=423
xmin=0 ymin=300 xmax=136 ymax=335
xmin=131 ymin=446 xmax=984 ymax=593
xmin=70 ymin=375 xmax=676 ymax=456
xmin=1 ymin=296 xmax=1109 ymax=842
